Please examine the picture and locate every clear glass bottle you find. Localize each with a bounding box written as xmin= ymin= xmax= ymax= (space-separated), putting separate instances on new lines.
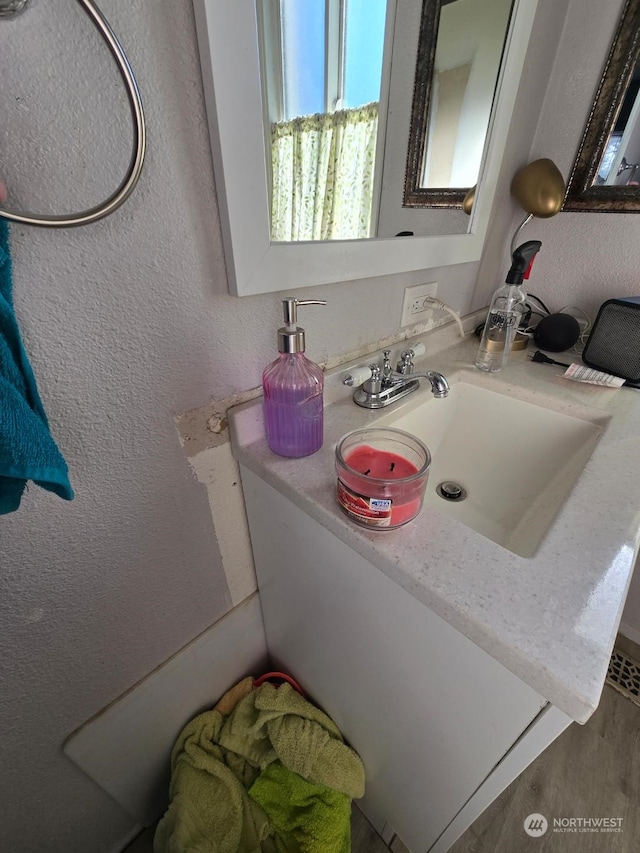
xmin=475 ymin=240 xmax=541 ymax=373
xmin=475 ymin=282 xmax=527 ymax=372
xmin=262 ymin=298 xmax=326 ymax=457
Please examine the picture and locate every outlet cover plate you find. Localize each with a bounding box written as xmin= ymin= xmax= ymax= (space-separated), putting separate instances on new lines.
xmin=401 ymin=282 xmax=438 ymax=327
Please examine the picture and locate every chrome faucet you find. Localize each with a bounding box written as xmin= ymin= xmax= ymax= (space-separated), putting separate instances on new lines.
xmin=344 ymin=349 xmax=449 ymax=409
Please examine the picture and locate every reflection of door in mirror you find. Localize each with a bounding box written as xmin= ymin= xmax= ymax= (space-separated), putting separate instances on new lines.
xmin=420 ymin=0 xmax=513 ymax=189
xmin=598 ymin=65 xmax=640 ymax=187
xmin=258 ymin=0 xmax=389 ymax=243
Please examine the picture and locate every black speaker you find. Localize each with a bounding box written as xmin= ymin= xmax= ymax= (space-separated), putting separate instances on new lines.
xmin=582 ymin=297 xmax=640 ymax=383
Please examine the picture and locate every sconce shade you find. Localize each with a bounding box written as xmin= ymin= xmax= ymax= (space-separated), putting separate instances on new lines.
xmin=510 ymin=158 xmax=565 ymax=218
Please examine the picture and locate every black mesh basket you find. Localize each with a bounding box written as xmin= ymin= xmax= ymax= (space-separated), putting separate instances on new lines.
xmin=582 ymin=297 xmax=640 ymax=383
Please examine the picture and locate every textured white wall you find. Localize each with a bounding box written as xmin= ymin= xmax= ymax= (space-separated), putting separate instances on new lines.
xmin=474 ymin=0 xmax=635 ymax=316
xmin=1 ymin=0 xmax=634 ymax=849
xmin=525 ymin=0 xmax=638 ymax=316
xmin=1 ymin=3 xmax=236 ymax=851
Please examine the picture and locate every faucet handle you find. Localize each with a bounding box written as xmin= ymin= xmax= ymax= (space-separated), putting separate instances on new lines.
xmin=363 ymin=363 xmax=383 ymax=394
xmin=397 ymin=350 xmax=415 ymax=374
xmin=343 ymin=365 xmax=373 ymax=387
xmin=397 ymin=342 xmax=426 ymax=373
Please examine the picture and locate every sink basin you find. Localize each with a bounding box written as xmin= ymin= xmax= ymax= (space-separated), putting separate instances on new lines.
xmin=374 ymin=379 xmax=607 ymax=556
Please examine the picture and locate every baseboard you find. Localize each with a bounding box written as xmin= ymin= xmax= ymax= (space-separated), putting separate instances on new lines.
xmin=64 ymin=593 xmax=268 ymax=828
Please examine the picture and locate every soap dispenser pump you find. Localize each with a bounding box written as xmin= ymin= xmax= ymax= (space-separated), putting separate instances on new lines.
xmin=262 ymin=298 xmax=326 ymax=458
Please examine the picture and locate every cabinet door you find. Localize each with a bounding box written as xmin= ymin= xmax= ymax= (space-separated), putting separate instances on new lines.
xmin=242 ymin=468 xmax=547 ymax=851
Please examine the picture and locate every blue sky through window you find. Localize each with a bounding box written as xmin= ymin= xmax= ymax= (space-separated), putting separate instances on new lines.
xmin=343 ymin=0 xmax=386 ymax=108
xmin=282 ymin=0 xmax=325 ymax=119
xmin=280 ymin=0 xmax=387 ymax=120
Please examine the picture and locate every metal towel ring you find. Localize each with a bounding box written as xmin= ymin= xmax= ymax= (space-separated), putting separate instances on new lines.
xmin=0 ymin=0 xmax=146 ymax=228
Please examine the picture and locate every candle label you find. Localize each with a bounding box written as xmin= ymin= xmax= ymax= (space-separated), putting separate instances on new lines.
xmin=337 ymin=479 xmax=393 ymax=527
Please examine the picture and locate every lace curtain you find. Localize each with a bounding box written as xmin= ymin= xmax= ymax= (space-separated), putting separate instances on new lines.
xmin=271 ymin=102 xmax=379 ymax=241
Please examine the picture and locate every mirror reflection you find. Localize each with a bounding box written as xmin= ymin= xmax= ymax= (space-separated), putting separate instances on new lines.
xmin=564 ymin=0 xmax=640 ymax=211
xmin=258 ymin=0 xmax=514 ymax=241
xmin=417 ymin=0 xmax=512 ymax=190
xmin=260 ymin=0 xmax=387 ymax=241
xmin=596 ymin=63 xmax=640 ymax=187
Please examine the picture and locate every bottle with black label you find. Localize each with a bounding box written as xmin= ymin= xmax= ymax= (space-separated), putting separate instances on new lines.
xmin=475 ymin=240 xmax=541 ymax=373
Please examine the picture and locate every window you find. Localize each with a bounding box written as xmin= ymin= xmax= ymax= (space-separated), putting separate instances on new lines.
xmin=262 ymin=0 xmax=387 ymax=122
xmin=259 ymin=0 xmax=388 ymax=241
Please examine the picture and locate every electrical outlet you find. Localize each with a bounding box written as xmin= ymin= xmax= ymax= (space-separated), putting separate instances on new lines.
xmin=400 ymin=282 xmax=438 ymax=327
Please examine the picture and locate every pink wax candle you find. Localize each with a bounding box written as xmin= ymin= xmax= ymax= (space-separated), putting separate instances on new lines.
xmin=335 ymin=429 xmax=431 ymax=529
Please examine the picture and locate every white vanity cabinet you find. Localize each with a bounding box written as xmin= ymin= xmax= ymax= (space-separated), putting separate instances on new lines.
xmin=240 ymin=467 xmax=572 ymax=852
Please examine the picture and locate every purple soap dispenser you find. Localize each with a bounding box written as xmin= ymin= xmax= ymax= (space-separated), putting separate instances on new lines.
xmin=262 ymin=298 xmax=326 ymax=458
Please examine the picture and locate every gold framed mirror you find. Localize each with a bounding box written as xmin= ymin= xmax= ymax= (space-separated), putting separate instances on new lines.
xmin=564 ymin=0 xmax=640 ymax=212
xmin=404 ymin=0 xmax=514 ymax=209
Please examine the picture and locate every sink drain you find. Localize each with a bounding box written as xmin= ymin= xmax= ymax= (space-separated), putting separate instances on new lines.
xmin=436 ymin=481 xmax=467 ymax=502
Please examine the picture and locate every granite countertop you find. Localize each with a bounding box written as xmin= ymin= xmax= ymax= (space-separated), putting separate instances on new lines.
xmin=230 ymin=331 xmax=640 ymax=723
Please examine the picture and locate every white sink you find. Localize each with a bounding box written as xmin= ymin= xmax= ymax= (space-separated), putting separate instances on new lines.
xmin=375 ymin=379 xmax=607 ymax=557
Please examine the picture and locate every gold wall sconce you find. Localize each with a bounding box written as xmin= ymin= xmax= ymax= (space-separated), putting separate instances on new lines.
xmin=463 ymin=157 xmax=565 ymax=251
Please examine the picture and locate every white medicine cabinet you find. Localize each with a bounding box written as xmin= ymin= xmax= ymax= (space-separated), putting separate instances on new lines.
xmin=193 ymin=0 xmax=539 ymax=296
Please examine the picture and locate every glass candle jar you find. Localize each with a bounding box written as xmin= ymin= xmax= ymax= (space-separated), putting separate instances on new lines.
xmin=335 ymin=428 xmax=431 ymax=529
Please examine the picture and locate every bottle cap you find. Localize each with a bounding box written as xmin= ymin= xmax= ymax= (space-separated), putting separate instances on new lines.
xmin=278 ymin=326 xmax=306 ymax=353
xmin=506 ymin=240 xmax=541 ymax=284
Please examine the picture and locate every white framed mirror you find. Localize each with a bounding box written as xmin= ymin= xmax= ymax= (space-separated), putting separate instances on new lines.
xmin=193 ymin=0 xmax=539 ymax=296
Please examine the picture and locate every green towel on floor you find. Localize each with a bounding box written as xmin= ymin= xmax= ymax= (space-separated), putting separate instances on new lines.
xmin=153 ymin=709 xmax=276 ymax=853
xmin=154 ymin=682 xmax=365 ymax=853
xmin=249 ymin=761 xmax=352 ymax=853
xmin=219 ymin=682 xmax=364 ymax=799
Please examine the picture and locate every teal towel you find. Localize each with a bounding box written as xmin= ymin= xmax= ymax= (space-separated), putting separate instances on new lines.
xmin=0 ymin=220 xmax=73 ymax=513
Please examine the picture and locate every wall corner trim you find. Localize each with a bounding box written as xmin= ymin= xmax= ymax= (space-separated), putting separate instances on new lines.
xmin=63 ymin=593 xmax=268 ymax=827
